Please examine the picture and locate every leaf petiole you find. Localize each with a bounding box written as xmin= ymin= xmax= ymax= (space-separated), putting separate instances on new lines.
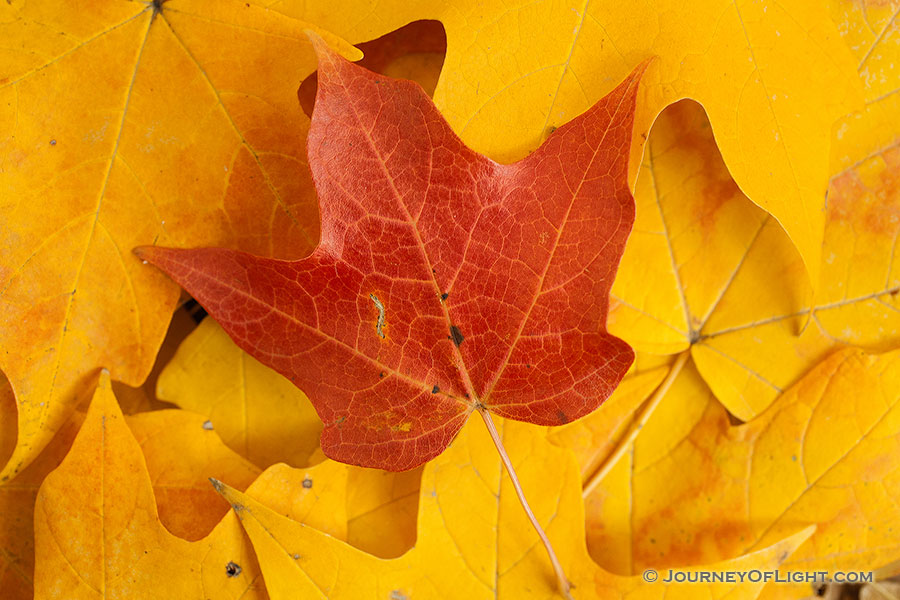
xmin=478 ymin=407 xmax=574 ymax=599
xmin=582 ymin=350 xmax=690 ymax=499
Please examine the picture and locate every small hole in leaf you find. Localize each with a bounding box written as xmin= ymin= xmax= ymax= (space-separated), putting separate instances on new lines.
xmin=302 ymin=477 xmax=313 ymax=489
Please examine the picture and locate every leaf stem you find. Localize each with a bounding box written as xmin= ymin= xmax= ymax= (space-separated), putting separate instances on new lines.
xmin=478 ymin=407 xmax=574 ymax=600
xmin=582 ymin=350 xmax=689 ymax=499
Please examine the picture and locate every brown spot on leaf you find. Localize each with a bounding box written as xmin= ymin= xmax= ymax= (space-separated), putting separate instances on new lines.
xmin=450 ymin=325 xmax=464 ymax=347
xmin=225 ymin=561 xmax=242 ymax=577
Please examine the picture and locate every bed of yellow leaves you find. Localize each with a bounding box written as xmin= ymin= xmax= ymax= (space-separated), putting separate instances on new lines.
xmin=2 ymin=1 xmax=899 ymax=598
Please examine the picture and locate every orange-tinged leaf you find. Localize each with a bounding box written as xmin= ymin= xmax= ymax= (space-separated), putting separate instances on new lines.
xmin=137 ymin=35 xmax=642 ymax=470
xmin=345 ymin=466 xmax=422 ymax=558
xmin=547 ymin=365 xmax=668 ymax=482
xmin=215 ymin=416 xmax=812 ymax=599
xmin=609 ymin=100 xmax=900 ymax=420
xmin=0 ymin=0 xmax=360 ymax=479
xmin=128 ymin=409 xmax=261 ymax=541
xmin=156 ymin=318 xmax=324 ymax=468
xmin=33 ymin=371 xmax=267 ymax=599
xmin=157 ymin=313 xmax=419 ymax=556
xmin=112 ymin=300 xmax=200 ymax=415
xmin=695 ymin=142 xmax=900 ymax=419
xmin=582 ymin=348 xmax=900 ymax=598
xmin=830 ymin=0 xmax=900 ymax=172
xmin=272 ymin=0 xmax=864 ymax=292
xmin=298 ymin=20 xmax=447 ymax=117
xmin=0 ymin=406 xmax=83 ymax=600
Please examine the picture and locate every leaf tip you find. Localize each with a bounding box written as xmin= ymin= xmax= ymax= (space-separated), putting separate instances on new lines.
xmin=304 ymin=29 xmax=337 ymax=62
xmin=210 ymin=477 xmax=247 ymax=513
xmin=132 ymin=245 xmax=153 ymax=264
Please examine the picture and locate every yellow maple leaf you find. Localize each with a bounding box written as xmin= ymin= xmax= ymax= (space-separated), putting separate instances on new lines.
xmin=156 ymin=318 xmax=324 ymax=468
xmin=157 ymin=316 xmax=427 ymax=558
xmin=577 ymin=348 xmax=900 ymax=599
xmin=215 ymin=414 xmax=813 ymax=599
xmin=608 ymin=99 xmax=900 ymax=420
xmin=0 ymin=0 xmax=360 ymax=480
xmin=33 ymin=372 xmax=267 ymax=599
xmin=31 ymin=370 xmax=356 ymax=598
xmin=127 ymin=408 xmax=262 ymax=541
xmin=829 ymin=0 xmax=900 ymax=172
xmin=0 ymin=401 xmax=82 ymax=600
xmin=272 ymin=0 xmax=864 ymax=293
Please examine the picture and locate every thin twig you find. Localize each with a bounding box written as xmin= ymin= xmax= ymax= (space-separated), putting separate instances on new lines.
xmin=582 ymin=350 xmax=690 ymax=499
xmin=478 ymin=407 xmax=574 ymax=599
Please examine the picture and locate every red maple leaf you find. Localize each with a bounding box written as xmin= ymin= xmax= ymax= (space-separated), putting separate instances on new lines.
xmin=137 ymin=36 xmax=642 ymax=471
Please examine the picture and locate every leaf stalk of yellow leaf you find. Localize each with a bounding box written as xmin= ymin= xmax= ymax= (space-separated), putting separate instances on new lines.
xmin=582 ymin=351 xmax=690 ymax=499
xmin=478 ymin=407 xmax=573 ymax=599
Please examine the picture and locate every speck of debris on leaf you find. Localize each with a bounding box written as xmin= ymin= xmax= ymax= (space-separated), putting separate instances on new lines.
xmin=390 ymin=591 xmax=409 ymax=600
xmin=440 ymin=292 xmax=448 ymax=301
xmin=49 ymin=139 xmax=56 ymax=146
xmin=293 ymin=553 xmax=301 ymax=560
xmin=302 ymin=477 xmax=313 ymax=489
xmin=450 ymin=325 xmax=464 ymax=347
xmin=225 ymin=561 xmax=242 ymax=577
xmin=202 ymin=420 xmax=214 ymax=430
xmin=431 ymin=385 xmax=440 ymax=394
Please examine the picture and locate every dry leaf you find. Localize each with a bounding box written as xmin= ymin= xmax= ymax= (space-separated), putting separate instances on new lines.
xmin=0 ymin=0 xmax=360 ymax=479
xmin=547 ymin=366 xmax=668 ymax=481
xmin=138 ymin=34 xmax=642 ymax=470
xmin=127 ymin=409 xmax=262 ymax=541
xmin=345 ymin=466 xmax=422 ymax=558
xmin=580 ymin=348 xmax=900 ymax=600
xmin=0 ymin=406 xmax=82 ymax=600
xmin=608 ymin=100 xmax=900 ymax=420
xmin=271 ymin=0 xmax=864 ymax=291
xmin=215 ymin=416 xmax=813 ymax=599
xmin=829 ymin=0 xmax=900 ymax=172
xmin=298 ymin=19 xmax=447 ymax=117
xmin=156 ymin=318 xmax=324 ymax=469
xmin=33 ymin=371 xmax=267 ymax=599
xmin=157 ymin=307 xmax=421 ymax=557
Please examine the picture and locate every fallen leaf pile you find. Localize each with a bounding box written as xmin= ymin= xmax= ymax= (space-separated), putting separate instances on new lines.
xmin=2 ymin=1 xmax=899 ymax=598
